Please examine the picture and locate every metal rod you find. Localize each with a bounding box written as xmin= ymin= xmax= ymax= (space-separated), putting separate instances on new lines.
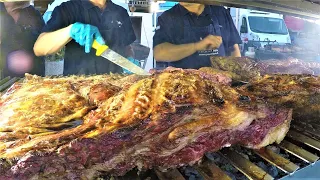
xmin=255 ymin=147 xmax=300 ymax=174
xmin=0 ymin=77 xmax=18 ymax=92
xmin=195 ymin=159 xmax=232 ymax=180
xmin=219 ymin=149 xmax=274 ymax=180
xmin=155 ymin=169 xmax=185 ymax=180
xmin=287 ymin=130 xmax=320 ymax=151
xmin=291 ymin=122 xmax=320 ymax=140
xmin=0 ymin=77 xmax=10 ymax=87
xmin=279 ymin=140 xmax=319 ymax=163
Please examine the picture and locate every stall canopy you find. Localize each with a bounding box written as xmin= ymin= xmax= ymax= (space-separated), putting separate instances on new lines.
xmin=285 ymin=16 xmax=305 ymax=32
xmin=1 ymin=0 xmax=320 ymax=19
xmin=168 ymin=0 xmax=320 ymax=19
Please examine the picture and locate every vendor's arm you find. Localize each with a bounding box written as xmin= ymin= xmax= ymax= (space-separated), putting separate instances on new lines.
xmin=231 ymin=44 xmax=241 ymax=57
xmin=154 ymin=35 xmax=222 ymax=62
xmin=34 ymin=25 xmax=72 ymax=56
xmin=33 ymin=5 xmax=72 ymax=56
xmin=34 ymin=4 xmax=105 ymax=56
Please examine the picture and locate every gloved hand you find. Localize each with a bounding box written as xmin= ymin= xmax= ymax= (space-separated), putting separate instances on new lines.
xmin=123 ymin=57 xmax=140 ymax=74
xmin=70 ymin=22 xmax=105 ymax=53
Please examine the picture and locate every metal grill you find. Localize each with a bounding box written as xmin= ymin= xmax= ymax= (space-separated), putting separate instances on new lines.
xmin=0 ymin=76 xmax=21 ymax=93
xmin=1 ymin=76 xmax=319 ymax=180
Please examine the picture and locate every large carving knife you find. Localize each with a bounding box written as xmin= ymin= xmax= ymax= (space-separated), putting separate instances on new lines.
xmin=92 ymin=40 xmax=150 ymax=75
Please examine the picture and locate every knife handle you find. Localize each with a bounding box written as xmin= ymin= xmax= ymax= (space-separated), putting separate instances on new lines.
xmin=92 ymin=40 xmax=109 ymax=56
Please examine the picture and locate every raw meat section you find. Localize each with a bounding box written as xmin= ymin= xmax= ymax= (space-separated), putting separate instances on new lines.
xmin=0 ymin=68 xmax=292 ymax=179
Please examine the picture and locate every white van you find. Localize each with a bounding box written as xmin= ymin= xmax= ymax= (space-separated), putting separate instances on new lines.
xmin=231 ymin=9 xmax=291 ymax=53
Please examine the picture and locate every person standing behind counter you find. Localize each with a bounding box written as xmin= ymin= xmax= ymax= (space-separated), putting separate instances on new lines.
xmin=0 ymin=1 xmax=45 ymax=77
xmin=153 ymin=3 xmax=242 ymax=70
xmin=34 ymin=0 xmax=138 ymax=75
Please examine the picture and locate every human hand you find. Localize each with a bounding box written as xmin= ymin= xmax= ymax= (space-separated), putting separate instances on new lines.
xmin=195 ymin=35 xmax=222 ymax=51
xmin=123 ymin=57 xmax=140 ymax=74
xmin=70 ymin=22 xmax=105 ymax=53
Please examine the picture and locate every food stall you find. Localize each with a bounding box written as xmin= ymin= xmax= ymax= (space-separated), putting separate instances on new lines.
xmin=0 ymin=0 xmax=319 ymax=180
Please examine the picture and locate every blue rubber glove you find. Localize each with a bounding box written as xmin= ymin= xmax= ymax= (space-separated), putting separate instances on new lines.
xmin=70 ymin=22 xmax=105 ymax=53
xmin=123 ymin=57 xmax=141 ymax=74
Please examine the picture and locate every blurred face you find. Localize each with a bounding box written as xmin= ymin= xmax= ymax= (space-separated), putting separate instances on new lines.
xmin=179 ymin=2 xmax=202 ymax=8
xmin=7 ymin=50 xmax=33 ymax=74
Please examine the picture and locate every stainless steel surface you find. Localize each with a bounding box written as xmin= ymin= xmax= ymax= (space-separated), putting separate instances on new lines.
xmin=255 ymin=147 xmax=300 ymax=174
xmin=101 ymin=49 xmax=150 ymax=76
xmin=279 ymin=140 xmax=319 ymax=163
xmin=291 ymin=122 xmax=320 ymax=140
xmin=195 ymin=160 xmax=232 ymax=180
xmin=280 ymin=161 xmax=320 ymax=180
xmin=0 ymin=77 xmax=19 ymax=92
xmin=0 ymin=77 xmax=11 ymax=86
xmin=219 ymin=149 xmax=274 ymax=180
xmin=155 ymin=169 xmax=185 ymax=180
xmin=287 ymin=130 xmax=320 ymax=151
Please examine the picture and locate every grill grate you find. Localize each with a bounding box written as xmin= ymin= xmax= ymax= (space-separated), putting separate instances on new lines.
xmin=0 ymin=76 xmax=319 ymax=180
xmin=194 ymin=160 xmax=232 ymax=180
xmin=0 ymin=77 xmax=21 ymax=94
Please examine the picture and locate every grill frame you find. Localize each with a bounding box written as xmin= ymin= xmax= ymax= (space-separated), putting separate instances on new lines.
xmin=0 ymin=76 xmax=319 ymax=180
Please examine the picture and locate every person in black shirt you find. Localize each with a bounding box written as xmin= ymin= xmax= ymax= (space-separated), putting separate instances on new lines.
xmin=0 ymin=2 xmax=45 ymax=77
xmin=34 ymin=0 xmax=136 ymax=75
xmin=153 ymin=3 xmax=242 ymax=69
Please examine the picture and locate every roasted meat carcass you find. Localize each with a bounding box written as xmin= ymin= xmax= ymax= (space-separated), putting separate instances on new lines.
xmin=0 ymin=68 xmax=292 ymax=179
xmin=209 ymin=56 xmax=261 ymax=81
xmin=208 ymin=57 xmax=319 ymax=81
xmin=237 ymin=74 xmax=320 ymax=122
xmin=257 ymin=58 xmax=318 ymax=75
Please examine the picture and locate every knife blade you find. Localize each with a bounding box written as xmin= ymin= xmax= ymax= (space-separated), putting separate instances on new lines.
xmin=92 ymin=40 xmax=150 ymax=75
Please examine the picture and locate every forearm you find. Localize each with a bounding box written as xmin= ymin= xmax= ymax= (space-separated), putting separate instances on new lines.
xmin=231 ymin=44 xmax=241 ymax=57
xmin=154 ymin=42 xmax=197 ymax=62
xmin=33 ymin=25 xmax=72 ymax=56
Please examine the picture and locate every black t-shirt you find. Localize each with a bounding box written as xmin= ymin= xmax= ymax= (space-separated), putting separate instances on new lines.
xmin=153 ymin=5 xmax=242 ymax=55
xmin=42 ymin=0 xmax=136 ymax=75
xmin=0 ymin=3 xmax=45 ymax=77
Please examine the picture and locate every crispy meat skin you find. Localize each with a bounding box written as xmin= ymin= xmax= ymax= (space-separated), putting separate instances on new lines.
xmin=0 ymin=68 xmax=291 ymax=179
xmin=237 ymin=74 xmax=320 ymax=121
xmin=209 ymin=56 xmax=261 ymax=81
xmin=0 ymin=80 xmax=92 ymax=144
xmin=209 ymin=56 xmax=320 ymax=121
xmin=209 ymin=57 xmax=320 ymax=81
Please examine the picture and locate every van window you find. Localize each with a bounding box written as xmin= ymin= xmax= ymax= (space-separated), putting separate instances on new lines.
xmin=242 ymin=17 xmax=247 ymax=29
xmin=248 ymin=16 xmax=288 ymax=35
